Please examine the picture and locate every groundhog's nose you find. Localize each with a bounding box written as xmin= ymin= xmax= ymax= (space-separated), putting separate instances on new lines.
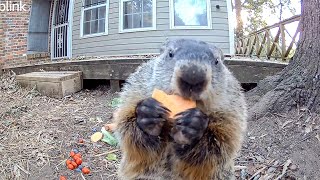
xmin=178 ymin=65 xmax=207 ymax=95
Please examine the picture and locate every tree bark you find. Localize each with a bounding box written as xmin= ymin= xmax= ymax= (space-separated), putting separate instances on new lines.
xmin=235 ymin=0 xmax=244 ymax=38
xmin=249 ymin=0 xmax=320 ymax=118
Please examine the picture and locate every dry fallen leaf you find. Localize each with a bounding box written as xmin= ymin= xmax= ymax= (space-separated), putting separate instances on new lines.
xmin=281 ymin=120 xmax=293 ymax=129
xmin=106 ymin=153 xmax=118 ymax=161
xmin=275 ymin=159 xmax=292 ymax=180
xmin=305 ymin=125 xmax=312 ymax=133
xmin=234 ymin=165 xmax=247 ymax=170
xmin=315 ymin=134 xmax=320 ymax=142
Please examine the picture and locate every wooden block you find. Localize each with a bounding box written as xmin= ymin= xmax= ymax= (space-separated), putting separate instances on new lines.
xmin=110 ymin=80 xmax=120 ymax=92
xmin=16 ymin=71 xmax=83 ymax=98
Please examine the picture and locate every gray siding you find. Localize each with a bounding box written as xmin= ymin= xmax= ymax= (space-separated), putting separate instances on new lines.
xmin=72 ymin=0 xmax=231 ymax=57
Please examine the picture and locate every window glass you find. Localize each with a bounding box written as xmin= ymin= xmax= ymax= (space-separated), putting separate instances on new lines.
xmin=91 ymin=8 xmax=98 ymax=20
xmin=83 ymin=1 xmax=107 ymax=35
xmin=98 ymin=6 xmax=106 ymax=19
xmin=84 ymin=10 xmax=91 ymax=21
xmin=143 ymin=0 xmax=152 ymax=12
xmin=84 ymin=0 xmax=106 ymax=7
xmin=90 ymin=20 xmax=98 ymax=33
xmin=173 ymin=0 xmax=209 ymax=27
xmin=84 ymin=22 xmax=90 ymax=34
xmin=143 ymin=13 xmax=152 ymax=27
xmin=133 ymin=14 xmax=142 ymax=28
xmin=124 ymin=1 xmax=132 ymax=14
xmin=132 ymin=0 xmax=142 ymax=13
xmin=122 ymin=0 xmax=153 ymax=30
xmin=124 ymin=15 xmax=133 ymax=29
xmin=99 ymin=19 xmax=105 ymax=32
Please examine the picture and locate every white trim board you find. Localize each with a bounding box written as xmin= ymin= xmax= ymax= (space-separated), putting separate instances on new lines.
xmin=68 ymin=0 xmax=74 ymax=58
xmin=50 ymin=0 xmax=56 ymax=60
xmin=226 ymin=0 xmax=235 ymax=55
xmin=118 ymin=0 xmax=157 ymax=33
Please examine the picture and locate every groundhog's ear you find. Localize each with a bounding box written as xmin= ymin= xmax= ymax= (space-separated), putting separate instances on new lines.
xmin=160 ymin=38 xmax=170 ymax=54
xmin=209 ymin=45 xmax=224 ymax=61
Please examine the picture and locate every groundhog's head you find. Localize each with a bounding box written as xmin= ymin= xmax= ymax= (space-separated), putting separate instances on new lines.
xmin=155 ymin=38 xmax=225 ymax=100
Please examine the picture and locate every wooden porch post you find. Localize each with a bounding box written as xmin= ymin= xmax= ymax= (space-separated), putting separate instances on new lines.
xmin=110 ymin=80 xmax=121 ymax=92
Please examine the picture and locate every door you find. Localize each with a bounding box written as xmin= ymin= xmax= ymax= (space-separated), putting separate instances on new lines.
xmin=51 ymin=0 xmax=73 ymax=59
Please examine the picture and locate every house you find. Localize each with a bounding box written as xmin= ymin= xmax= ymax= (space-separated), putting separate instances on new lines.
xmin=0 ymin=0 xmax=234 ymax=68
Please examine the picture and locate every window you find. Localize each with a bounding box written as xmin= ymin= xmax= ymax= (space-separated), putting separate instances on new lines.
xmin=81 ymin=0 xmax=108 ymax=37
xmin=28 ymin=0 xmax=51 ymax=53
xmin=170 ymin=0 xmax=212 ymax=29
xmin=120 ymin=0 xmax=156 ymax=32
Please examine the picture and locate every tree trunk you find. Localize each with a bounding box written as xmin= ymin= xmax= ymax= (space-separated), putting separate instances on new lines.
xmin=249 ymin=0 xmax=320 ymax=118
xmin=235 ymin=0 xmax=244 ymax=38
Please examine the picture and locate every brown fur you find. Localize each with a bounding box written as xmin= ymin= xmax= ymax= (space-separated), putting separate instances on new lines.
xmin=115 ymin=104 xmax=168 ymax=179
xmin=115 ymin=106 xmax=243 ymax=179
xmin=170 ymin=111 xmax=241 ymax=180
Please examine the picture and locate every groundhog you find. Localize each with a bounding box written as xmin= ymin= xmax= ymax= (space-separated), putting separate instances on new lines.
xmin=112 ymin=38 xmax=247 ymax=180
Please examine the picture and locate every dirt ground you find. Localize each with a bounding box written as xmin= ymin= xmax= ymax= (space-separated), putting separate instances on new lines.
xmin=0 ymin=72 xmax=319 ymax=180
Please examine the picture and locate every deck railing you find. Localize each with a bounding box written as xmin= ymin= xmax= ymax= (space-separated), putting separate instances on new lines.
xmin=235 ymin=15 xmax=301 ymax=61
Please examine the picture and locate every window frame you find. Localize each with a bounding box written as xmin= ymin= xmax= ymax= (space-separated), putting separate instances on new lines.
xmin=80 ymin=0 xmax=109 ymax=38
xmin=169 ymin=0 xmax=212 ymax=29
xmin=119 ymin=0 xmax=157 ymax=33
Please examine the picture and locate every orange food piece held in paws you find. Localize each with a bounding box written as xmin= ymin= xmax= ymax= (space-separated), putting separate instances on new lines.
xmin=151 ymin=89 xmax=196 ymax=120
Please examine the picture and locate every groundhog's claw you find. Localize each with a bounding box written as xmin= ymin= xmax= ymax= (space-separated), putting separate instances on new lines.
xmin=136 ymin=98 xmax=170 ymax=136
xmin=171 ymin=108 xmax=208 ymax=145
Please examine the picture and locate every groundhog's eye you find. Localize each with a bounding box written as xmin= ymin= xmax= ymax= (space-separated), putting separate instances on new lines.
xmin=215 ymin=59 xmax=219 ymax=65
xmin=168 ymin=50 xmax=174 ymax=58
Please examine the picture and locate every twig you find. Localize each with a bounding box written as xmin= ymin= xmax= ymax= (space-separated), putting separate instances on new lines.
xmin=26 ymin=161 xmax=30 ymax=180
xmin=234 ymin=165 xmax=247 ymax=170
xmin=242 ymin=149 xmax=265 ymax=158
xmin=275 ymin=159 xmax=292 ymax=180
xmin=287 ymin=132 xmax=313 ymax=148
xmin=273 ymin=113 xmax=287 ymax=118
xmin=16 ymin=164 xmax=30 ymax=175
xmin=80 ymin=173 xmax=87 ymax=180
xmin=47 ymin=156 xmax=50 ymax=166
xmin=39 ymin=162 xmax=48 ymax=171
xmin=55 ymin=159 xmax=66 ymax=170
xmin=249 ymin=167 xmax=267 ymax=180
xmin=94 ymin=149 xmax=119 ymax=157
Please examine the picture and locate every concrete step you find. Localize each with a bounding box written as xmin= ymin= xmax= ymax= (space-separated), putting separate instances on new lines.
xmin=16 ymin=71 xmax=83 ymax=98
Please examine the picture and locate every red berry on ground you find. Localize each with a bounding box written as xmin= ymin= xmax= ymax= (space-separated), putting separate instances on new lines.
xmin=60 ymin=175 xmax=67 ymax=180
xmin=67 ymin=164 xmax=75 ymax=170
xmin=70 ymin=151 xmax=75 ymax=157
xmin=82 ymin=167 xmax=90 ymax=174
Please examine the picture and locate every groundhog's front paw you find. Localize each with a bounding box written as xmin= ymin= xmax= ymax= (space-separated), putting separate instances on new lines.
xmin=136 ymin=98 xmax=170 ymax=136
xmin=171 ymin=108 xmax=208 ymax=145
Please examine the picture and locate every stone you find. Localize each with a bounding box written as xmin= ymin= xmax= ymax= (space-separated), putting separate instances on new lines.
xmin=16 ymin=71 xmax=82 ymax=98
